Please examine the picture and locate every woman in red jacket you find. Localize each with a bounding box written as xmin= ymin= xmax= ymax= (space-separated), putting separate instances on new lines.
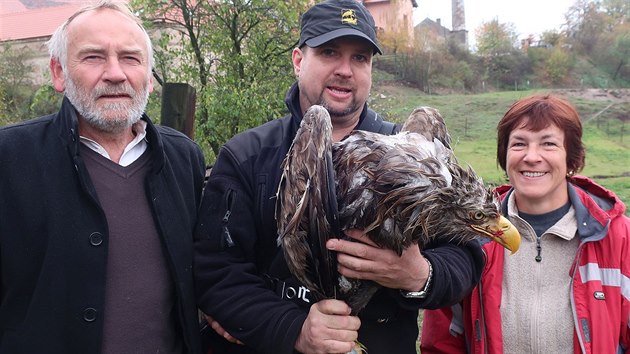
xmin=420 ymin=94 xmax=630 ymax=354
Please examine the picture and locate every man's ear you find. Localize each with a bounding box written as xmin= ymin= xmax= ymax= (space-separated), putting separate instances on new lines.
xmin=148 ymin=72 xmax=154 ymax=93
xmin=50 ymin=58 xmax=65 ymax=93
xmin=292 ymin=47 xmax=304 ymax=78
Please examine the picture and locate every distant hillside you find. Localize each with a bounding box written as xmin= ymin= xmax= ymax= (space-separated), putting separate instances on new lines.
xmin=369 ymin=72 xmax=630 ymax=215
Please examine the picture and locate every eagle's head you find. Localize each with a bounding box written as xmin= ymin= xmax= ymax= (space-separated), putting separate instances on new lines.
xmin=411 ymin=162 xmax=521 ymax=254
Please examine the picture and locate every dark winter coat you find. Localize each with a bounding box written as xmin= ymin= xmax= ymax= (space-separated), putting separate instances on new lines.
xmin=0 ymin=97 xmax=206 ymax=353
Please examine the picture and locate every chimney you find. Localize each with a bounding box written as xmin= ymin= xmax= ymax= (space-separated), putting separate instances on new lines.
xmin=436 ymin=18 xmax=441 ymax=26
xmin=452 ymin=0 xmax=465 ymax=31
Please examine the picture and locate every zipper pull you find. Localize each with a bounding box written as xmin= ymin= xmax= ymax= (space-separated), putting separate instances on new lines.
xmin=535 ymin=237 xmax=542 ymax=262
xmin=221 ymin=191 xmax=236 ymax=248
xmin=222 ymin=209 xmax=231 ymax=223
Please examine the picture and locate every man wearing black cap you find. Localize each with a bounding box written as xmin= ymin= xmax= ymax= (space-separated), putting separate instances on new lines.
xmin=194 ymin=0 xmax=484 ymax=353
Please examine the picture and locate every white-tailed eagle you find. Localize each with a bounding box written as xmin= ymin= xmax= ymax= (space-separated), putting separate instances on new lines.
xmin=276 ymin=105 xmax=520 ymax=315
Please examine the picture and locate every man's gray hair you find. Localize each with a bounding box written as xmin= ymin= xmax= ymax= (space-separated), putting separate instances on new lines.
xmin=46 ymin=0 xmax=155 ymax=71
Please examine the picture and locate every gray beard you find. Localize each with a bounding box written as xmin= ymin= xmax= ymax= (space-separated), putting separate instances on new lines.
xmin=64 ymin=75 xmax=149 ymax=134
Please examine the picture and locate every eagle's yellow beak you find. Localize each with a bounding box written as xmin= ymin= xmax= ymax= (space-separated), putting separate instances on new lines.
xmin=471 ymin=215 xmax=521 ymax=254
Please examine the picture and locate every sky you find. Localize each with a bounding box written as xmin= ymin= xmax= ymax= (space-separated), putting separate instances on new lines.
xmin=413 ymin=0 xmax=576 ymax=48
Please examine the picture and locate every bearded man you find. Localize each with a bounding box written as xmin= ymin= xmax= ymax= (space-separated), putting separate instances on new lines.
xmin=194 ymin=1 xmax=484 ymax=353
xmin=0 ymin=1 xmax=205 ymax=353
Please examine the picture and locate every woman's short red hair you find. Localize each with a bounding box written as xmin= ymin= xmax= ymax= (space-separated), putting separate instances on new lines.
xmin=496 ymin=94 xmax=585 ymax=174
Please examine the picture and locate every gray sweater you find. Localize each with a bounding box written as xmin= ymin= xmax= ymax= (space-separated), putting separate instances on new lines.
xmin=501 ymin=193 xmax=580 ymax=354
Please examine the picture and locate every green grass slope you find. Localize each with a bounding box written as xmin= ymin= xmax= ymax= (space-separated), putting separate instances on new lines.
xmin=369 ymin=79 xmax=630 ymax=216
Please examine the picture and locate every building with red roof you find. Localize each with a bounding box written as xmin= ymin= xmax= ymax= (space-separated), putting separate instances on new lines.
xmin=1 ymin=1 xmax=105 ymax=84
xmin=1 ymin=0 xmax=417 ymax=85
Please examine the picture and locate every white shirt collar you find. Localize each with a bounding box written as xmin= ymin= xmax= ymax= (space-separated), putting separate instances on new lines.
xmin=79 ymin=120 xmax=148 ymax=167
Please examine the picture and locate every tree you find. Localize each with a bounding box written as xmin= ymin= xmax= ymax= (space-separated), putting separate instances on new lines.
xmin=30 ymin=84 xmax=63 ymax=118
xmin=475 ymin=19 xmax=517 ymax=57
xmin=474 ymin=19 xmax=529 ymax=89
xmin=610 ymin=26 xmax=630 ymax=80
xmin=599 ymin=0 xmax=630 ymax=82
xmin=0 ymin=43 xmax=64 ymax=126
xmin=0 ymin=87 xmax=9 ymax=126
xmin=545 ymin=48 xmax=572 ymax=84
xmin=131 ymin=0 xmax=309 ymax=161
xmin=565 ymin=0 xmax=613 ymax=55
xmin=540 ymin=30 xmax=564 ymax=47
xmin=0 ymin=43 xmax=36 ymax=124
xmin=564 ymin=0 xmax=630 ymax=84
xmin=601 ymin=0 xmax=630 ymax=24
xmin=378 ymin=0 xmax=413 ymax=54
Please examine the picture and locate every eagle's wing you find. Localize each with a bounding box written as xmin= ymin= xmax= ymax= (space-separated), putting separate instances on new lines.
xmin=334 ymin=130 xmax=454 ymax=254
xmin=402 ymin=106 xmax=452 ymax=149
xmin=401 ymin=106 xmax=455 ymax=182
xmin=333 ymin=107 xmax=456 ymax=254
xmin=276 ymin=105 xmax=338 ymax=301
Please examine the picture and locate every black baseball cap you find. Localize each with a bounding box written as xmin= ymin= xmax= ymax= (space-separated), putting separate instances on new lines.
xmin=298 ymin=0 xmax=382 ymax=55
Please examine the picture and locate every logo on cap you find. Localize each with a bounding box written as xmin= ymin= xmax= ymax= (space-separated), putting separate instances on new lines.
xmin=341 ymin=9 xmax=357 ymax=25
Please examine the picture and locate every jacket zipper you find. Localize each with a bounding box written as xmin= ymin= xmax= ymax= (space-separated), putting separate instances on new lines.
xmin=478 ymin=269 xmax=488 ymax=354
xmin=570 ymin=242 xmax=588 ymax=354
xmin=257 ymin=174 xmax=267 ymax=224
xmin=222 ymin=189 xmax=235 ymax=248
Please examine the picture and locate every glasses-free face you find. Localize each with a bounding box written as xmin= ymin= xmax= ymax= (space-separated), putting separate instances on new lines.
xmin=506 ymin=119 xmax=569 ymax=214
xmin=51 ymin=8 xmax=153 ymax=133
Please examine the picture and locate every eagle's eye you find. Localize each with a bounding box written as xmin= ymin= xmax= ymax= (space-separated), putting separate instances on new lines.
xmin=472 ymin=211 xmax=484 ymax=220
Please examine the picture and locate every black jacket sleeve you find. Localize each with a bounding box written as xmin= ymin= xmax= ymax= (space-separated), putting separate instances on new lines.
xmin=418 ymin=241 xmax=484 ymax=309
xmin=382 ymin=240 xmax=484 ymax=311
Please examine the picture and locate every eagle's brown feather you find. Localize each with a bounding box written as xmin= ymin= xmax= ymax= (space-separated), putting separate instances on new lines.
xmin=276 ymin=105 xmax=520 ymax=315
